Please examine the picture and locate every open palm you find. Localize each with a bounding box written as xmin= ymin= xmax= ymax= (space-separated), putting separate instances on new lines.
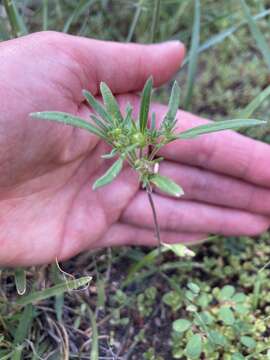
xmin=1 ymin=31 xmax=269 ymax=266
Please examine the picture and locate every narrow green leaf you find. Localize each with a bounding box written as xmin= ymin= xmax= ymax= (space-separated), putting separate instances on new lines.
xmin=16 ymin=276 xmax=91 ymax=306
xmin=150 ymin=0 xmax=161 ymax=42
xmin=42 ymin=0 xmax=49 ymax=31
xmin=176 ymin=119 xmax=266 ymax=139
xmin=184 ymin=0 xmax=200 ymax=110
xmin=63 ymin=0 xmax=94 ymax=33
xmin=151 ymin=112 xmax=156 ymax=130
xmin=218 ymin=306 xmax=235 ymax=325
xmin=150 ymin=174 xmax=184 ymax=197
xmin=124 ymin=103 xmax=133 ymax=129
xmin=162 ymin=243 xmax=195 ymax=258
xmin=240 ymin=336 xmax=256 ymax=349
xmin=101 ymin=148 xmax=117 ymax=159
xmin=123 ymin=247 xmax=167 ymax=287
xmin=14 ymin=305 xmax=35 ymax=345
xmin=240 ymin=0 xmax=270 ymax=71
xmin=88 ymin=307 xmax=99 ymax=360
xmin=182 ymin=9 xmax=270 ymax=67
xmin=100 ymin=82 xmax=123 ymax=124
xmin=83 ymin=89 xmax=112 ymax=124
xmin=93 ymin=158 xmax=123 ymax=190
xmin=31 ymin=111 xmax=106 ymax=140
xmin=139 ymin=77 xmax=153 ymax=133
xmin=185 ymin=334 xmax=202 ymax=359
xmin=126 ymin=0 xmax=143 ymax=42
xmin=3 ymin=0 xmax=28 ymax=37
xmin=162 ymin=81 xmax=180 ymax=130
xmin=90 ymin=114 xmax=109 ymax=132
xmin=173 ymin=319 xmax=191 ymax=333
xmin=239 ymin=85 xmax=270 ymax=118
xmin=11 ymin=346 xmax=23 ymax=360
xmin=14 ymin=268 xmax=26 ymax=296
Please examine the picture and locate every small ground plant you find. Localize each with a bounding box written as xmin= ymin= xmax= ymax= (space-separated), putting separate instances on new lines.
xmin=32 ymin=78 xmax=264 ymax=255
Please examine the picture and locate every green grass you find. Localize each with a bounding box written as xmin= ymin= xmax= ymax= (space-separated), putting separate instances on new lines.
xmin=1 ymin=0 xmax=270 ymax=359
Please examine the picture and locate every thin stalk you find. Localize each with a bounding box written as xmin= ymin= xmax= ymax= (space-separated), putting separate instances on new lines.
xmin=3 ymin=0 xmax=27 ymax=37
xmin=150 ymin=0 xmax=161 ymax=43
xmin=42 ymin=0 xmax=49 ymax=31
xmin=146 ymin=184 xmax=162 ymax=259
xmin=126 ymin=0 xmax=144 ymax=42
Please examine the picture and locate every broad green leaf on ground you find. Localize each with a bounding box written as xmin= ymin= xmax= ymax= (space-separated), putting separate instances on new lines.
xmin=150 ymin=174 xmax=184 ymax=197
xmin=185 ymin=334 xmax=202 ymax=359
xmin=176 ymin=119 xmax=266 ymax=139
xmin=31 ymin=111 xmax=106 ymax=139
xmin=240 ymin=336 xmax=256 ymax=349
xmin=139 ymin=77 xmax=153 ymax=133
xmin=219 ymin=285 xmax=235 ymax=301
xmin=93 ymin=158 xmax=124 ymax=190
xmin=173 ymin=319 xmax=191 ymax=333
xmin=218 ymin=306 xmax=235 ymax=325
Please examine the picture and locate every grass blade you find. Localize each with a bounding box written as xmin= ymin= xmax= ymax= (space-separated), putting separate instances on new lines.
xmin=126 ymin=0 xmax=144 ymax=42
xmin=176 ymin=119 xmax=266 ymax=139
xmin=139 ymin=77 xmax=153 ymax=133
xmin=100 ymin=82 xmax=123 ymax=124
xmin=182 ymin=9 xmax=270 ymax=66
xmin=42 ymin=0 xmax=49 ymax=31
xmin=240 ymin=0 xmax=270 ymax=71
xmin=14 ymin=268 xmax=26 ymax=296
xmin=16 ymin=276 xmax=91 ymax=306
xmin=238 ymin=85 xmax=270 ymax=119
xmin=14 ymin=305 xmax=35 ymax=345
xmin=11 ymin=346 xmax=23 ymax=360
xmin=93 ymin=158 xmax=123 ymax=190
xmin=31 ymin=111 xmax=106 ymax=139
xmin=83 ymin=90 xmax=112 ymax=124
xmin=3 ymin=0 xmax=27 ymax=37
xmin=63 ymin=0 xmax=94 ymax=33
xmin=88 ymin=307 xmax=99 ymax=360
xmin=184 ymin=0 xmax=200 ymax=110
xmin=150 ymin=0 xmax=161 ymax=42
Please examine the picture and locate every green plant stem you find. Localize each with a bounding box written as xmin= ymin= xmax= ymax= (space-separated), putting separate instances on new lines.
xmin=146 ymin=184 xmax=161 ymax=250
xmin=126 ymin=0 xmax=143 ymax=42
xmin=3 ymin=0 xmax=27 ymax=37
xmin=150 ymin=0 xmax=161 ymax=43
xmin=42 ymin=0 xmax=49 ymax=31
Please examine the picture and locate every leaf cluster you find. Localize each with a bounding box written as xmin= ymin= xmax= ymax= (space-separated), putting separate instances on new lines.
xmin=31 ymin=77 xmax=265 ymax=198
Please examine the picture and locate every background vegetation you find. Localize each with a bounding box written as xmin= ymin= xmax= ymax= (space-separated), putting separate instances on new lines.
xmin=1 ymin=0 xmax=270 ymax=359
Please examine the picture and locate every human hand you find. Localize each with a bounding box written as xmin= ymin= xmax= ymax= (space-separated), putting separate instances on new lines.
xmin=0 ymin=31 xmax=269 ymax=266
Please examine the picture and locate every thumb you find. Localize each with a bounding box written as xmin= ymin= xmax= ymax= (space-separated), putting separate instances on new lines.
xmin=58 ymin=33 xmax=185 ymax=95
